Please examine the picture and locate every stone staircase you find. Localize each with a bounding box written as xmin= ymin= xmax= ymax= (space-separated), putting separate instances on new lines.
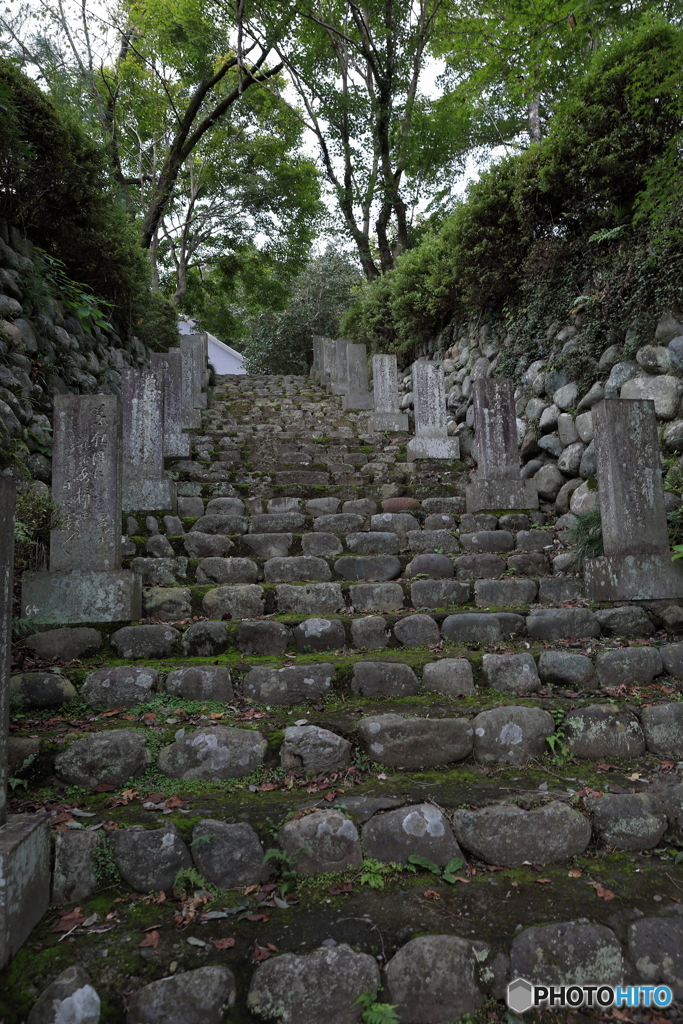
xmin=3 ymin=373 xmax=683 ymax=1023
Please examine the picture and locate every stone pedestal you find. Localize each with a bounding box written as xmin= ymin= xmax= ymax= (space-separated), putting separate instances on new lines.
xmin=23 ymin=569 xmax=142 ymax=623
xmin=370 ymin=354 xmax=408 ymax=431
xmin=585 ymin=399 xmax=683 ymax=600
xmin=342 ymin=343 xmax=374 ymax=410
xmin=0 ymin=814 xmax=51 ymax=968
xmin=20 ymin=395 xmax=140 ymax=623
xmin=121 ymin=367 xmax=177 ymax=512
xmin=466 ymin=379 xmax=538 ymax=511
xmin=150 ymin=351 xmax=191 ymax=458
xmin=406 ymin=361 xmax=459 ymax=461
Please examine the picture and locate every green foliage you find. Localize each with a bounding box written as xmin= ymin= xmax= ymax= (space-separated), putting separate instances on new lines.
xmin=0 ymin=59 xmax=176 ymax=349
xmin=353 ymin=988 xmax=399 ymax=1024
xmin=342 ymin=24 xmax=683 ymax=366
xmin=14 ymin=488 xmax=61 ymax=572
xmin=358 ymin=858 xmax=393 ymax=890
xmin=568 ymin=510 xmax=604 ymax=565
xmin=262 ymin=846 xmax=309 ymax=896
xmin=242 ymin=247 xmax=363 ymax=374
xmin=407 ymin=853 xmax=464 ymax=884
xmin=173 ymin=866 xmax=213 ymax=894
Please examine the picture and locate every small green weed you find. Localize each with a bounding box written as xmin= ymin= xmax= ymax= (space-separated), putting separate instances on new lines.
xmin=353 ymin=988 xmax=399 ymax=1024
xmin=406 ymin=853 xmax=464 ymax=884
xmin=262 ymin=847 xmax=310 ymax=896
xmin=358 ymin=858 xmax=393 ymax=889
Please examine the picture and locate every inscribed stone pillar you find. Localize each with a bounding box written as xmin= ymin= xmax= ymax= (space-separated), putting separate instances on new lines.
xmin=181 ymin=335 xmax=207 ymax=410
xmin=370 ymin=354 xmax=408 ymax=431
xmin=407 ymin=361 xmax=459 ymax=461
xmin=320 ymin=337 xmax=336 ymax=386
xmin=311 ymin=335 xmax=324 ymax=379
xmin=466 ymin=379 xmax=538 ymax=511
xmin=179 ymin=344 xmax=202 ymax=429
xmin=21 ymin=395 xmax=141 ymax=622
xmin=326 ymin=339 xmax=351 ymax=395
xmin=121 ymin=367 xmax=177 ymax=512
xmin=150 ymin=351 xmax=191 ymax=458
xmin=342 ymin=343 xmax=374 ymax=410
xmin=0 ymin=478 xmax=13 ymax=826
xmin=585 ymin=398 xmax=683 ymax=599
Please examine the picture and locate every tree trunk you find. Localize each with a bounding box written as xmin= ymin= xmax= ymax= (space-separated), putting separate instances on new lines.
xmin=527 ymin=98 xmax=542 ymax=143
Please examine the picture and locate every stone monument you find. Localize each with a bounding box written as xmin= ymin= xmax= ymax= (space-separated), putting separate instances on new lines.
xmin=180 ymin=335 xmax=207 ymax=413
xmin=342 ymin=343 xmax=374 ymax=410
xmin=121 ymin=367 xmax=177 ymax=512
xmin=585 ymin=398 xmax=683 ymax=599
xmin=0 ymin=478 xmax=51 ymax=968
xmin=406 ymin=361 xmax=460 ymax=461
xmin=327 ymin=339 xmax=351 ymax=396
xmin=21 ymin=395 xmax=142 ymax=622
xmin=150 ymin=350 xmax=191 ymax=458
xmin=466 ymin=379 xmax=538 ymax=511
xmin=370 ymin=354 xmax=408 ymax=431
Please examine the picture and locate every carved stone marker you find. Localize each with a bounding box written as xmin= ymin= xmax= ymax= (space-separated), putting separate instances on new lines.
xmin=181 ymin=336 xmax=207 ymax=413
xmin=121 ymin=367 xmax=177 ymax=512
xmin=150 ymin=351 xmax=191 ymax=458
xmin=342 ymin=343 xmax=374 ymax=410
xmin=320 ymin=337 xmax=336 ymax=387
xmin=0 ymin=477 xmax=51 ymax=968
xmin=311 ymin=335 xmax=322 ymax=379
xmin=327 ymin=339 xmax=351 ymax=395
xmin=370 ymin=354 xmax=408 ymax=431
xmin=178 ymin=344 xmax=202 ymax=429
xmin=407 ymin=361 xmax=460 ymax=461
xmin=585 ymin=398 xmax=683 ymax=599
xmin=467 ymin=379 xmax=538 ymax=511
xmin=22 ymin=395 xmax=141 ymax=622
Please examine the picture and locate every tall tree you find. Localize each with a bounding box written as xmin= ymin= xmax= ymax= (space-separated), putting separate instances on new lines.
xmin=248 ymin=0 xmax=472 ymax=280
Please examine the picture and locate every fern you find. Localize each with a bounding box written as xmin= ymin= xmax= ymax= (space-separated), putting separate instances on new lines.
xmin=567 ymin=509 xmax=603 ymax=564
xmin=353 ymin=988 xmax=399 ymax=1024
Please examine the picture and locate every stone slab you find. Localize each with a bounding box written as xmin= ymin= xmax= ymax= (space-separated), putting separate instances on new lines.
xmin=466 ymin=478 xmax=538 ymax=513
xmin=150 ymin=352 xmax=191 ymax=458
xmin=0 ymin=813 xmax=51 ymax=968
xmin=585 ymin=552 xmax=683 ymax=601
xmin=22 ymin=570 xmax=142 ymax=624
xmin=406 ymin=436 xmax=460 ymax=461
xmin=370 ymin=411 xmax=409 ymax=432
xmin=121 ymin=367 xmax=177 ymax=512
xmin=50 ymin=394 xmax=122 ymax=571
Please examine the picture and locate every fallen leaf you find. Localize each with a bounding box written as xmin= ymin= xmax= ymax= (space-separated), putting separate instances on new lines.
xmin=212 ymin=937 xmax=235 ymax=950
xmin=146 ymin=793 xmax=164 ymax=803
xmin=588 ymin=881 xmax=615 ymax=900
xmin=186 ymin=936 xmax=207 ymax=947
xmin=568 ymin=869 xmax=582 ymax=878
xmin=328 ymin=882 xmax=353 ymax=895
xmin=101 ymin=709 xmax=121 ymax=717
xmin=245 ymin=914 xmax=270 ymax=922
xmin=165 ymin=796 xmax=185 ymax=809
xmin=423 ymin=889 xmax=441 ymax=900
xmin=243 ymin=885 xmax=259 ymax=895
xmin=52 ymin=907 xmax=84 ymax=932
xmin=92 ymin=782 xmax=115 ymax=793
xmin=536 ymin=878 xmax=552 ymax=884
xmin=266 ymin=943 xmax=278 ymax=952
xmin=454 ymin=876 xmax=471 ymax=883
xmin=139 ymin=930 xmax=159 ymax=949
xmin=254 ymin=945 xmax=272 ymax=961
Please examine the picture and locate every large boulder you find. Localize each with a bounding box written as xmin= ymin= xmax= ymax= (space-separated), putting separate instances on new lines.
xmin=481 ymin=653 xmax=541 ymax=693
xmin=510 ymin=922 xmax=623 ymax=986
xmin=453 ymin=801 xmax=591 ymax=864
xmin=280 ymin=725 xmax=352 ymax=773
xmin=594 ymin=647 xmax=662 ymax=686
xmin=24 ymin=627 xmax=102 ymax=662
xmin=351 ymin=661 xmax=419 ymax=697
xmin=202 ymin=584 xmax=265 ymax=619
xmin=127 ymin=966 xmax=235 ymax=1024
xmin=27 ymin=966 xmax=100 ymax=1024
xmin=384 ymin=936 xmax=485 ymax=1024
xmin=586 ymin=793 xmax=667 ymax=849
xmin=621 ymin=374 xmax=683 ymax=419
xmin=422 ymin=658 xmax=476 ymax=696
xmin=55 ymin=730 xmax=149 ymax=787
xmin=247 ymin=945 xmax=379 ymax=1024
xmin=627 ymin=919 xmax=683 ymax=999
xmin=362 ymin=803 xmax=462 ymax=866
xmin=357 ymin=714 xmax=473 ymax=768
xmin=242 ymin=664 xmax=334 ymax=705
xmin=279 ymin=809 xmax=361 ymax=874
xmin=471 ymin=706 xmax=555 ymax=764
xmin=110 ymin=625 xmax=179 ymax=659
xmin=526 ymin=608 xmax=599 ymax=641
xmin=563 ymin=705 xmax=645 ymax=759
xmin=158 ymin=726 xmax=267 ymax=780
xmin=111 ymin=824 xmax=191 ymax=892
xmin=81 ymin=666 xmax=158 ymax=709
xmin=190 ymin=821 xmax=266 ymax=888
xmin=640 ymin=702 xmax=683 ymax=758
xmin=163 ymin=666 xmax=233 ymax=702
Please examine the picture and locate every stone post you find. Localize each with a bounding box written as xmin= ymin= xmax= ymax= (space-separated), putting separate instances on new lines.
xmin=370 ymin=354 xmax=408 ymax=431
xmin=121 ymin=367 xmax=177 ymax=512
xmin=585 ymin=398 xmax=683 ymax=599
xmin=181 ymin=335 xmax=208 ymax=411
xmin=466 ymin=379 xmax=538 ymax=511
xmin=150 ymin=351 xmax=191 ymax=458
xmin=342 ymin=343 xmax=374 ymax=410
xmin=320 ymin=337 xmax=336 ymax=387
xmin=21 ymin=395 xmax=142 ymax=622
xmin=0 ymin=478 xmax=51 ymax=968
xmin=407 ymin=361 xmax=460 ymax=461
xmin=311 ymin=336 xmax=322 ymax=379
xmin=326 ymin=339 xmax=351 ymax=395
xmin=178 ymin=344 xmax=202 ymax=429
